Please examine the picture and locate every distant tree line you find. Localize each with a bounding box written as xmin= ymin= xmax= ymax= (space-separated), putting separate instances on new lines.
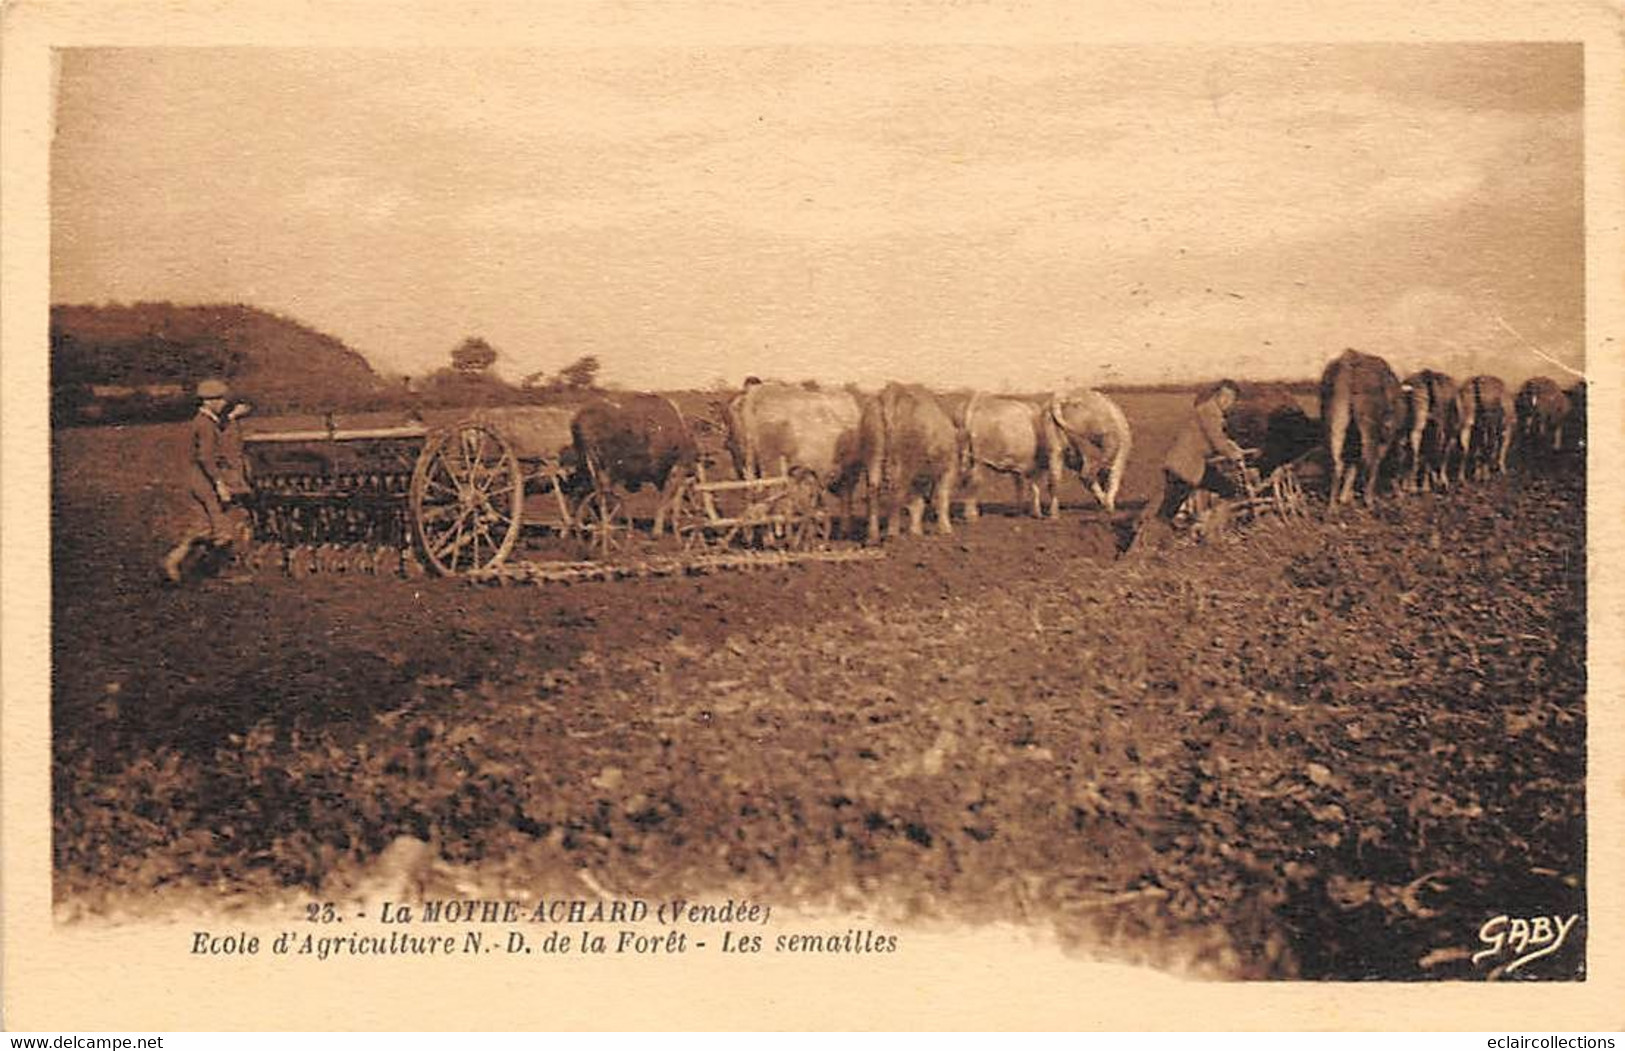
xmin=403 ymin=339 xmax=602 ymax=410
xmin=1097 ymin=378 xmax=1319 ymax=397
xmin=50 ymin=301 xmax=1319 ymax=427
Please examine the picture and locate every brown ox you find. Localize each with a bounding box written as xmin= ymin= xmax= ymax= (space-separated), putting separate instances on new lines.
xmin=1516 ymin=376 xmax=1573 ymax=459
xmin=875 ymin=383 xmax=960 ymax=538
xmin=1226 ymin=386 xmax=1321 ymax=479
xmin=947 ymin=393 xmax=1062 ymax=520
xmin=723 ymin=382 xmax=882 ymax=539
xmin=569 ymin=393 xmax=698 ymax=536
xmin=1320 ymin=349 xmax=1404 ymax=507
xmin=1565 ymin=381 xmax=1587 ymax=454
xmin=1453 ymin=375 xmax=1516 ymax=480
xmin=1397 ymin=369 xmax=1458 ymax=492
xmin=1048 ymin=388 xmax=1132 ymax=512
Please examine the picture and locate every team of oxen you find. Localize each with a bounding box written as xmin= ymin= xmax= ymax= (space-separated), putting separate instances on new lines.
xmin=564 ymin=351 xmax=1581 ymax=545
xmin=1320 ymin=348 xmax=1582 ymax=509
xmin=566 ymin=382 xmax=1132 ymax=543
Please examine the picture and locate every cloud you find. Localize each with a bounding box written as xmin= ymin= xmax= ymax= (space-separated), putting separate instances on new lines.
xmin=256 ymin=48 xmax=1574 ymax=274
xmin=437 ymin=78 xmax=1552 ymax=263
xmin=52 ymin=46 xmax=1584 ymax=391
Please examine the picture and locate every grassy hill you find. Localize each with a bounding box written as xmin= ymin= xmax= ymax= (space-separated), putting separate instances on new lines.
xmin=51 ymin=302 xmax=403 ymax=423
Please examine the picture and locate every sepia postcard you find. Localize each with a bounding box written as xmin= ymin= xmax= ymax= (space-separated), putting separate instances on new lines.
xmin=3 ymin=0 xmax=1622 ymax=1032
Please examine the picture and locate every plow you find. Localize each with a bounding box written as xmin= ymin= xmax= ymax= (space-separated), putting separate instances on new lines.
xmin=1178 ymin=447 xmax=1314 ymax=544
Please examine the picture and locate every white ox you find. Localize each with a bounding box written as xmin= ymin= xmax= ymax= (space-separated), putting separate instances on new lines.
xmin=1048 ymin=388 xmax=1132 ymax=512
xmin=875 ymin=383 xmax=960 ymax=538
xmin=723 ymin=382 xmax=881 ymax=539
xmin=947 ymin=393 xmax=1063 ymax=520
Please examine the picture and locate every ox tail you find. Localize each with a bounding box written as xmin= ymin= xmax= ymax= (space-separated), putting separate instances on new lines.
xmin=651 ymin=395 xmax=692 ymax=538
xmin=1045 ymin=395 xmax=1081 ymax=464
xmin=1103 ymin=421 xmax=1131 ymax=511
xmin=1322 ymin=369 xmax=1353 ymax=505
xmin=660 ymin=393 xmax=692 ymax=444
xmin=1452 ymin=387 xmax=1474 ymax=482
xmin=1426 ymin=376 xmax=1450 ymax=437
xmin=1420 ymin=376 xmax=1450 ymax=485
xmin=722 ymin=390 xmax=755 ymax=480
xmin=1469 ymin=377 xmax=1487 ymax=478
xmin=1046 ymin=391 xmax=1099 ymax=455
xmin=1399 ymin=383 xmax=1423 ymax=489
xmin=1103 ymin=396 xmax=1132 ymax=502
xmin=960 ymin=391 xmax=984 ymax=476
xmin=872 ymin=388 xmax=901 ymax=542
xmin=1046 ymin=395 xmax=1069 ymax=437
xmin=1045 ymin=395 xmax=1072 ymax=476
xmin=879 ymin=386 xmax=900 ymax=496
xmin=1518 ymin=386 xmax=1541 ymax=446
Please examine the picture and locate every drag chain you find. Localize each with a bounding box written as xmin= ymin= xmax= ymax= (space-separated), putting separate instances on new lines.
xmin=466 ymin=547 xmax=885 ymax=585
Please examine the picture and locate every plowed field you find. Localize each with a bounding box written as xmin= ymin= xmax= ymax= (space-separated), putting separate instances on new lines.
xmin=49 ymin=398 xmax=1586 ymax=979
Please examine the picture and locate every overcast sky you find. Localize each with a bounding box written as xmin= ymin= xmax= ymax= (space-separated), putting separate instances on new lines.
xmin=51 ymin=44 xmax=1583 ymax=390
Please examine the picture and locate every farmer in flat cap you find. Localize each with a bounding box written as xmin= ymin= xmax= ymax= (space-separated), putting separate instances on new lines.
xmin=162 ymin=378 xmax=254 ymax=583
xmin=1123 ymin=378 xmax=1250 ymax=557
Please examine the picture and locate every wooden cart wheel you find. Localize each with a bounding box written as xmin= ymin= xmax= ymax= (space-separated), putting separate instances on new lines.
xmin=571 ymin=460 xmax=629 ymax=558
xmin=410 ymin=422 xmax=524 ymax=575
xmin=571 ymin=492 xmax=629 ymax=558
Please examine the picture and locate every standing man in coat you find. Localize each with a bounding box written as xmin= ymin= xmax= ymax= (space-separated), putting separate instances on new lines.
xmin=1124 ymin=379 xmax=1249 ymax=555
xmin=163 ymin=378 xmax=253 ymax=582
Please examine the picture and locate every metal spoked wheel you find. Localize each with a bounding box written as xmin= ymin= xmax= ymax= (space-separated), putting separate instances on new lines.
xmin=409 ymin=422 xmax=525 ymax=575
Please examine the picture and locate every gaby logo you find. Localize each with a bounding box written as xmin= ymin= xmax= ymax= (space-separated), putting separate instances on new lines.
xmin=1473 ymin=913 xmax=1581 ymax=973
